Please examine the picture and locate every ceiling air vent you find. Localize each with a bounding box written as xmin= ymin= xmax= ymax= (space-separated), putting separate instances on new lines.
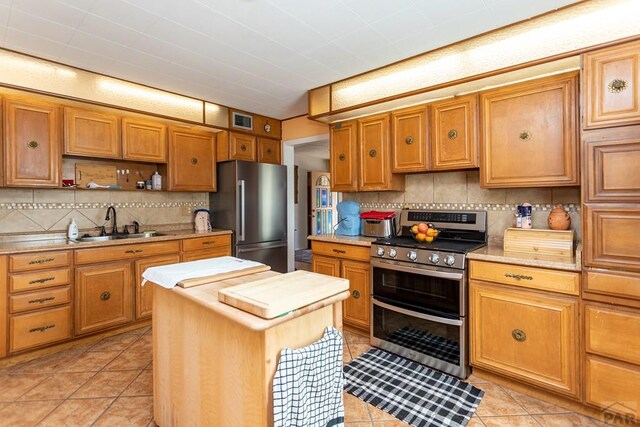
xmin=232 ymin=112 xmax=253 ymax=131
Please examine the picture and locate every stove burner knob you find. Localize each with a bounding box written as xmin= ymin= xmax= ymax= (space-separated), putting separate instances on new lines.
xmin=376 ymin=247 xmax=385 ymax=257
xmin=407 ymin=250 xmax=418 ymax=261
xmin=389 ymin=249 xmax=397 ymax=258
xmin=444 ymin=255 xmax=456 ymax=266
xmin=429 ymin=253 xmax=440 ymax=264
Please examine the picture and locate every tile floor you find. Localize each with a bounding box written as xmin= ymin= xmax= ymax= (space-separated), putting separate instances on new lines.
xmin=0 ymin=327 xmax=608 ymax=426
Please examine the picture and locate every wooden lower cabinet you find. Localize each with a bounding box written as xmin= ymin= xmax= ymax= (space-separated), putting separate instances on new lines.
xmin=134 ymin=254 xmax=180 ymax=321
xmin=470 ymin=281 xmax=579 ymax=397
xmin=10 ymin=306 xmax=72 ymax=353
xmin=311 ymin=242 xmax=370 ymax=330
xmin=75 ymin=261 xmax=133 ymax=335
xmin=585 ymin=356 xmax=640 ymax=418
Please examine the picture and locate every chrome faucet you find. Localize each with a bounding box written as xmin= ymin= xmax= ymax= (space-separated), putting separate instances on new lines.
xmin=105 ymin=206 xmax=118 ymax=235
xmin=132 ymin=220 xmax=140 ymax=234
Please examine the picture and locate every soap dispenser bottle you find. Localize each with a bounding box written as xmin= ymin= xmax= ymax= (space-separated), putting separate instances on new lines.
xmin=152 ymin=171 xmax=162 ymax=190
xmin=68 ymin=218 xmax=79 ymax=240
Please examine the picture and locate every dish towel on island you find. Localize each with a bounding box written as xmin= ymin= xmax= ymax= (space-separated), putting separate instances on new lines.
xmin=140 ymin=256 xmax=266 ymax=288
xmin=273 ymin=327 xmax=345 ymax=427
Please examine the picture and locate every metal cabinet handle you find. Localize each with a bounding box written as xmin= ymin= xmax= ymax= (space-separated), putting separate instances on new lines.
xmin=29 ymin=296 xmax=55 ymax=304
xmin=266 ymin=148 xmax=272 ymax=154
xmin=100 ymin=291 xmax=111 ymax=301
xmin=27 ymin=140 xmax=39 ymax=149
xmin=512 ymin=329 xmax=526 ymax=342
xmin=29 ymin=324 xmax=55 ymax=333
xmin=519 ymin=130 xmax=532 ymax=141
xmin=332 ymin=249 xmax=346 ymax=254
xmin=202 ymin=241 xmax=216 ymax=245
xmin=352 ymin=290 xmax=360 ymax=299
xmin=124 ymin=249 xmax=143 ymax=254
xmin=191 ymin=157 xmax=198 ymax=165
xmin=240 ymin=144 xmax=247 ymax=152
xmin=405 ymin=136 xmax=414 ymax=145
xmin=505 ymin=273 xmax=533 ymax=280
xmin=608 ymin=78 xmax=628 ymax=93
xmin=447 ymin=129 xmax=458 ymax=140
xmin=28 ymin=258 xmax=55 ymax=265
xmin=28 ymin=276 xmax=55 ymax=285
xmin=338 ymin=153 xmax=345 ymax=161
xmin=369 ymin=149 xmax=377 ymax=158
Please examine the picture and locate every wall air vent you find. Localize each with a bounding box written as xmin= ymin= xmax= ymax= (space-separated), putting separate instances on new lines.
xmin=232 ymin=112 xmax=253 ymax=131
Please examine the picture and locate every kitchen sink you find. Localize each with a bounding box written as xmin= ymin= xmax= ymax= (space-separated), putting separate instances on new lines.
xmin=75 ymin=235 xmax=123 ymax=242
xmin=75 ymin=231 xmax=166 ymax=242
xmin=121 ymin=232 xmax=166 ymax=239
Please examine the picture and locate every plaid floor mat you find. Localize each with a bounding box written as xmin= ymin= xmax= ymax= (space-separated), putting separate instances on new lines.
xmin=344 ymin=348 xmax=483 ymax=427
xmin=385 ymin=326 xmax=460 ymax=365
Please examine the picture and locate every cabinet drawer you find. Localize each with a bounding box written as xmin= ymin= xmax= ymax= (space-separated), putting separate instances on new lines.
xmin=311 ymin=241 xmax=370 ymax=262
xmin=469 ymin=260 xmax=579 ymax=295
xmin=10 ymin=268 xmax=71 ymax=293
xmin=585 ymin=356 xmax=640 ymax=417
xmin=182 ymin=235 xmax=231 ymax=252
xmin=585 ymin=303 xmax=640 ymax=365
xmin=585 ymin=269 xmax=640 ymax=301
xmin=584 ymin=204 xmax=640 ymax=271
xmin=10 ymin=286 xmax=71 ymax=314
xmin=10 ymin=305 xmax=72 ymax=353
xmin=9 ymin=251 xmax=71 ymax=272
xmin=181 ymin=247 xmax=231 ymax=262
xmin=75 ymin=241 xmax=180 ymax=265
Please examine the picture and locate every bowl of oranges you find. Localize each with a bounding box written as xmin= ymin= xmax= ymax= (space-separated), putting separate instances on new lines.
xmin=410 ymin=223 xmax=439 ymax=243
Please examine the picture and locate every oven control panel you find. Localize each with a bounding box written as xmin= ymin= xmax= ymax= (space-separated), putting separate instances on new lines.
xmin=370 ymin=244 xmax=466 ymax=270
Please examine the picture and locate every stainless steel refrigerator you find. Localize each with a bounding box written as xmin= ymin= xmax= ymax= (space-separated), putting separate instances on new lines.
xmin=209 ymin=160 xmax=288 ymax=273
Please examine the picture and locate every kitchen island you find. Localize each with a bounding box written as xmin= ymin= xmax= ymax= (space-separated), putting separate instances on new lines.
xmin=151 ymin=269 xmax=349 ymax=426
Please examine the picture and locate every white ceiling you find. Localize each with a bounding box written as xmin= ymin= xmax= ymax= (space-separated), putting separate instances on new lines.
xmin=0 ymin=0 xmax=580 ymax=119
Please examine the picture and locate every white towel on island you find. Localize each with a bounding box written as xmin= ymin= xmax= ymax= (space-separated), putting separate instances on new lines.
xmin=141 ymin=256 xmax=266 ymax=289
xmin=273 ymin=327 xmax=345 ymax=427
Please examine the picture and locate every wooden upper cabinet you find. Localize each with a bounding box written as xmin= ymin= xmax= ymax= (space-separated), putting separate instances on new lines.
xmin=3 ymin=97 xmax=61 ymax=187
xmin=122 ymin=117 xmax=167 ymax=163
xmin=167 ymin=127 xmax=216 ymax=192
xmin=228 ymin=132 xmax=256 ymax=162
xmin=257 ymin=137 xmax=281 ymax=165
xmin=583 ymin=40 xmax=640 ymax=129
xmin=358 ymin=114 xmax=404 ymax=192
xmin=431 ymin=94 xmax=479 ymax=171
xmin=64 ymin=107 xmax=120 ymax=159
xmin=480 ymin=72 xmax=578 ymax=188
xmin=391 ymin=106 xmax=428 ymax=173
xmin=330 ymin=121 xmax=358 ymax=192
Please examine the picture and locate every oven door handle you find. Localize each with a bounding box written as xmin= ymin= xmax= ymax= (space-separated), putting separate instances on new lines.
xmin=373 ymin=298 xmax=463 ymax=327
xmin=371 ymin=259 xmax=463 ymax=281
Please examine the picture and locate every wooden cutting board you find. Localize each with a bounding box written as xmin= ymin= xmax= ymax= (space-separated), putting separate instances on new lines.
xmin=218 ymin=270 xmax=349 ymax=319
xmin=75 ymin=164 xmax=117 ymax=188
xmin=177 ymin=265 xmax=271 ymax=288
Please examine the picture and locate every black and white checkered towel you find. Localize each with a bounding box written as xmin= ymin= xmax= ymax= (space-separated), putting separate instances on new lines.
xmin=273 ymin=327 xmax=345 ymax=427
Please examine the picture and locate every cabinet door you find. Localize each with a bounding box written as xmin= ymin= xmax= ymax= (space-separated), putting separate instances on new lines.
xmin=358 ymin=114 xmax=404 ymax=192
xmin=585 ymin=356 xmax=640 ymax=418
xmin=4 ymin=98 xmax=61 ymax=187
xmin=583 ymin=127 xmax=640 ymax=202
xmin=311 ymin=254 xmax=340 ymax=277
xmin=229 ymin=132 xmax=256 ymax=161
xmin=75 ymin=261 xmax=133 ymax=335
xmin=134 ymin=254 xmax=180 ymax=320
xmin=470 ymin=282 xmax=579 ymax=397
xmin=480 ymin=72 xmax=578 ymax=188
xmin=257 ymin=137 xmax=281 ymax=164
xmin=584 ymin=204 xmax=640 ymax=271
xmin=391 ymin=106 xmax=428 ymax=172
xmin=167 ymin=127 xmax=216 ymax=192
xmin=330 ymin=121 xmax=358 ymax=192
xmin=341 ymin=259 xmax=370 ymax=330
xmin=431 ymin=94 xmax=478 ymax=171
xmin=122 ymin=117 xmax=167 ymax=163
xmin=64 ymin=107 xmax=120 ymax=159
xmin=583 ymin=40 xmax=640 ymax=129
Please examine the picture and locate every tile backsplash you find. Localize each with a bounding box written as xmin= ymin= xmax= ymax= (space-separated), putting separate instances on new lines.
xmin=343 ymin=170 xmax=582 ymax=240
xmin=0 ymin=188 xmax=208 ymax=235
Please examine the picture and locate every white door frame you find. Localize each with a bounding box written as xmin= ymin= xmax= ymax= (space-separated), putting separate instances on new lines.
xmin=283 ymin=134 xmax=330 ymax=271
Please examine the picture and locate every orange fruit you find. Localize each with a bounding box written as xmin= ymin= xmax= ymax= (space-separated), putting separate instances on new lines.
xmin=426 ymin=228 xmax=437 ymax=237
xmin=417 ymin=223 xmax=428 ymax=233
xmin=416 ymin=232 xmax=427 ymax=241
xmin=425 ymin=236 xmax=434 ymax=243
xmin=411 ymin=225 xmax=419 ymax=234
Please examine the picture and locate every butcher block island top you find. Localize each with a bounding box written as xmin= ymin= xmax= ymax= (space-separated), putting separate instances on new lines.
xmin=151 ymin=267 xmax=350 ymax=426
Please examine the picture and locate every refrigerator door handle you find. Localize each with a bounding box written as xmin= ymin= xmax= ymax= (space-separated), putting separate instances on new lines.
xmin=237 ymin=180 xmax=245 ymax=242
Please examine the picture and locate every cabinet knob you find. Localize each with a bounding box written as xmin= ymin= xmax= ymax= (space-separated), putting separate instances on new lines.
xmin=191 ymin=157 xmax=198 ymax=165
xmin=608 ymin=78 xmax=628 ymax=93
xmin=519 ymin=130 xmax=532 ymax=141
xmin=27 ymin=140 xmax=39 ymax=149
xmin=369 ymin=149 xmax=377 ymax=158
xmin=405 ymin=136 xmax=414 ymax=145
xmin=100 ymin=291 xmax=111 ymax=301
xmin=447 ymin=129 xmax=458 ymax=140
xmin=352 ymin=290 xmax=360 ymax=299
xmin=240 ymin=144 xmax=247 ymax=152
xmin=512 ymin=329 xmax=526 ymax=342
xmin=266 ymin=148 xmax=272 ymax=154
xmin=338 ymin=153 xmax=346 ymax=161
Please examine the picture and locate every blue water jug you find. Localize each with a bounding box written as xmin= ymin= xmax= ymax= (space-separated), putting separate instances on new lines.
xmin=335 ymin=201 xmax=361 ymax=236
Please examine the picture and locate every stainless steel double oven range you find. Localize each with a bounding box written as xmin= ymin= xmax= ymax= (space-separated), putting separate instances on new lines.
xmin=370 ymin=209 xmax=487 ymax=378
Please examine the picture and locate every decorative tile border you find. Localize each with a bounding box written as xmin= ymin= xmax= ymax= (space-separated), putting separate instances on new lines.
xmin=0 ymin=201 xmax=209 ymax=210
xmin=356 ymin=202 xmax=581 ymax=212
